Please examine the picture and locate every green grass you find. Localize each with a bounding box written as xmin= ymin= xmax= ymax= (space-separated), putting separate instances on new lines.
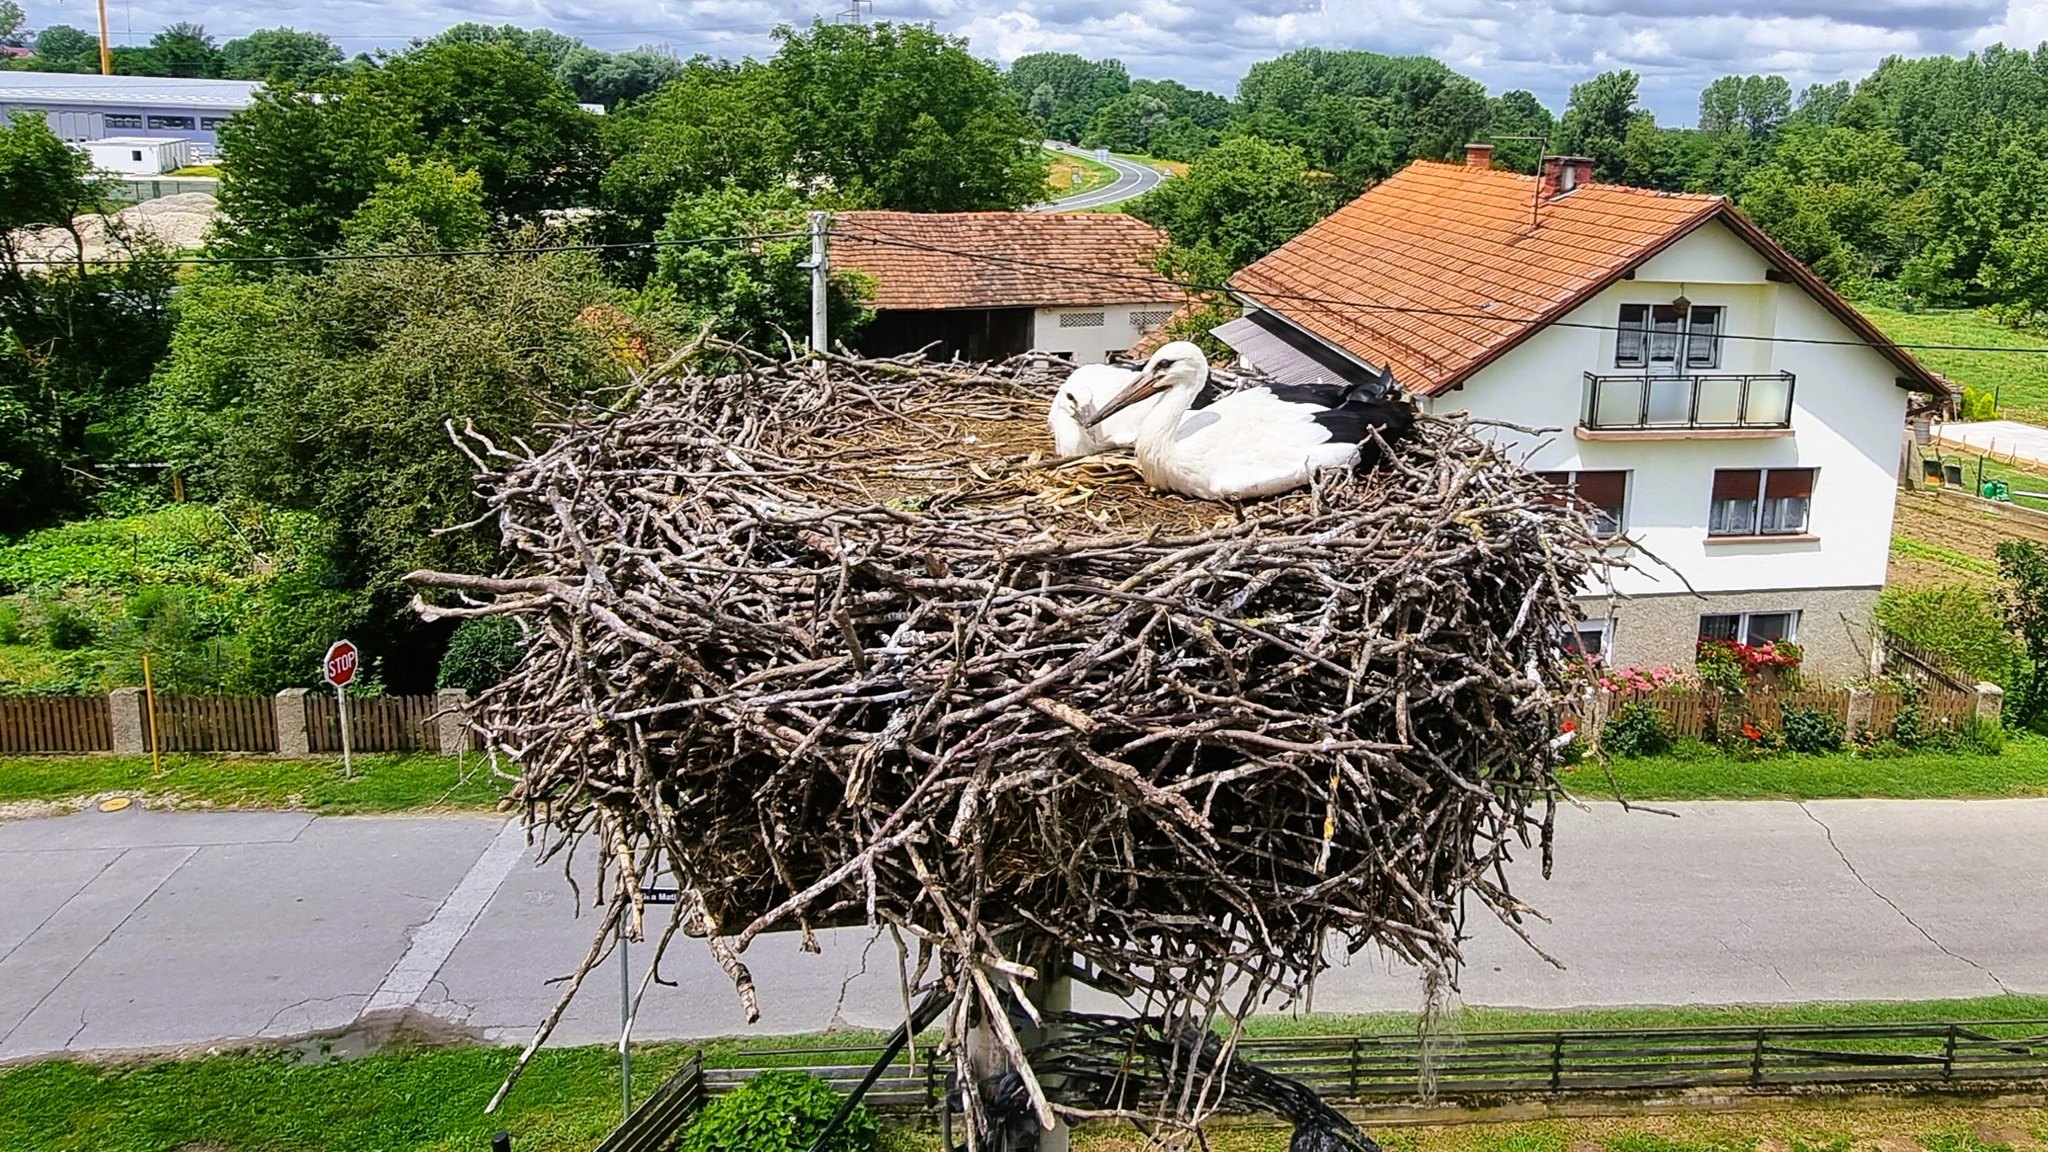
xmin=1890 ymin=535 xmax=1999 ymax=577
xmin=0 ymin=1043 xmax=696 ymax=1152
xmin=1239 ymin=995 xmax=2048 ymax=1038
xmin=1045 ymin=147 xmax=1118 ymax=199
xmin=1560 ymin=733 xmax=2048 ymax=800
xmin=1957 ymin=453 xmax=2048 ymax=514
xmin=1860 ymin=305 xmax=2048 ymax=423
xmin=0 ymin=753 xmax=507 ymax=814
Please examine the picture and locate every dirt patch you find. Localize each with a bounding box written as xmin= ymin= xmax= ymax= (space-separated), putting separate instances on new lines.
xmin=1972 ymin=1121 xmax=2045 ymax=1150
xmin=9 ymin=192 xmax=217 ymax=263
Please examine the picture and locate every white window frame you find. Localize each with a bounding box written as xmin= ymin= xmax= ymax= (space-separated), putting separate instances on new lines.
xmin=1707 ymin=467 xmax=1814 ymax=538
xmin=1616 ymin=303 xmax=1724 ymax=371
xmin=1699 ymin=610 xmax=1799 ymax=645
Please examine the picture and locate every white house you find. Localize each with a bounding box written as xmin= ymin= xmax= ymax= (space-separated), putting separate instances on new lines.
xmin=830 ymin=211 xmax=1182 ymax=364
xmin=1224 ymin=147 xmax=1946 ymax=678
xmin=80 ymin=136 xmax=192 ymax=176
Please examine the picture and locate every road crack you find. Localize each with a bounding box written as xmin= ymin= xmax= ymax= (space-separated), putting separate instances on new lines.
xmin=1798 ymin=802 xmax=2012 ymax=995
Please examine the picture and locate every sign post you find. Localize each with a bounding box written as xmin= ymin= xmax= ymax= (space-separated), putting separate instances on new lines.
xmin=322 ymin=639 xmax=359 ymax=779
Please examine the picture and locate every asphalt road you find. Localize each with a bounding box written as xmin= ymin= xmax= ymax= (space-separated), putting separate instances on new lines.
xmin=2 ymin=798 xmax=2043 ymax=1062
xmin=1034 ymin=142 xmax=1165 ymax=211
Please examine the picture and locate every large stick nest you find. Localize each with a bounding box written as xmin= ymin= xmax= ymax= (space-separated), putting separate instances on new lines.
xmin=411 ymin=346 xmax=1607 ymax=1130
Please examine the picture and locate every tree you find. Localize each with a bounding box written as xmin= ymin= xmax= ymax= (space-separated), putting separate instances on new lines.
xmin=144 ymin=252 xmax=655 ymax=687
xmin=1128 ymin=136 xmax=1331 ymax=279
xmin=1698 ymin=75 xmax=1791 ymax=139
xmin=770 ymin=22 xmax=1047 ymax=213
xmin=1901 ymin=126 xmax=2048 ymax=304
xmin=147 ymin=22 xmax=223 ymax=78
xmin=650 ymin=184 xmax=870 ymax=350
xmin=1485 ymin=90 xmax=1556 ymax=172
xmin=1987 ymin=223 xmax=2048 ymax=332
xmin=1556 ymin=70 xmax=1648 ymax=181
xmin=1737 ymin=125 xmax=1927 ymax=288
xmin=1006 ymin=52 xmax=1129 ymax=142
xmin=211 ymin=41 xmax=602 ymax=261
xmin=339 ymin=156 xmax=491 ymax=251
xmin=1789 ymin=80 xmax=1852 ymax=129
xmin=1084 ymin=92 xmax=1169 ymax=154
xmin=1996 ymin=539 xmax=2048 ymax=727
xmin=221 ymin=27 xmax=344 ymax=84
xmin=558 ymin=47 xmax=681 ymax=108
xmin=0 ymin=118 xmax=175 ymax=528
xmin=0 ymin=0 xmax=23 ymax=45
xmin=1235 ymin=49 xmax=1489 ymax=194
xmin=32 ymin=25 xmax=98 ymax=68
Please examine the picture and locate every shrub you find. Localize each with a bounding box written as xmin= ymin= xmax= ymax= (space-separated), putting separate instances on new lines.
xmin=1962 ymin=715 xmax=2007 ymax=754
xmin=1890 ymin=691 xmax=1929 ymax=750
xmin=30 ymin=595 xmax=97 ymax=650
xmin=0 ymin=598 xmax=21 ymax=645
xmin=1780 ymin=704 xmax=1845 ymax=754
xmin=437 ymin=617 xmax=528 ymax=692
xmin=680 ymin=1071 xmax=876 ymax=1152
xmin=1595 ymin=664 xmax=1687 ymax=694
xmin=1877 ymin=583 xmax=2021 ymax=688
xmin=1734 ymin=719 xmax=1784 ymax=758
xmin=1696 ymin=638 xmax=1801 ymax=694
xmin=1600 ymin=701 xmax=1673 ymax=758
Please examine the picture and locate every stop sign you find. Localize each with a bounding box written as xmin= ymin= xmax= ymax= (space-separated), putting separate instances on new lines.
xmin=323 ymin=639 xmax=359 ymax=688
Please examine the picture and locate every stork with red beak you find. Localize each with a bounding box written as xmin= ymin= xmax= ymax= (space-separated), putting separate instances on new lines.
xmin=1086 ymin=341 xmax=1415 ymax=501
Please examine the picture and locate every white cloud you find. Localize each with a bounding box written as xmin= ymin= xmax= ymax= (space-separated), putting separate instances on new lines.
xmin=54 ymin=0 xmax=2036 ymax=123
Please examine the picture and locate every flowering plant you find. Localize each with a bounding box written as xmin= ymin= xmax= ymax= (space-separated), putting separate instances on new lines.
xmin=1696 ymin=639 xmax=1802 ymax=693
xmin=1596 ymin=664 xmax=1687 ymax=694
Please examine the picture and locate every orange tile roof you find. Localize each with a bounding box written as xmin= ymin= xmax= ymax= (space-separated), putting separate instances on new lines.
xmin=1231 ymin=160 xmax=1941 ymax=396
xmin=831 ymin=211 xmax=1180 ymax=311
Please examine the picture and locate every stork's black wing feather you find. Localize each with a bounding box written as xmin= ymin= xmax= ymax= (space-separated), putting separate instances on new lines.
xmin=1260 ymin=379 xmax=1356 ymax=409
xmin=1191 ymin=378 xmax=1229 ymax=410
xmin=1309 ymin=393 xmax=1417 ymax=448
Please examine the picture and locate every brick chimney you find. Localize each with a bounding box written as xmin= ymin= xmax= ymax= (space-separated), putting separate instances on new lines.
xmin=1540 ymin=156 xmax=1596 ymax=198
xmin=1464 ymin=142 xmax=1494 ymax=169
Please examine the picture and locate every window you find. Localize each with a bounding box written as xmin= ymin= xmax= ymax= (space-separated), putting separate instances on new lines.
xmin=1699 ymin=611 xmax=1798 ymax=645
xmin=1536 ymin=469 xmax=1628 ymax=538
xmin=1708 ymin=467 xmax=1813 ymax=536
xmin=1129 ymin=309 xmax=1174 ymax=329
xmin=104 ymin=114 xmax=143 ymax=129
xmin=1565 ymin=619 xmax=1611 ymax=658
xmin=148 ymin=115 xmax=195 ymax=130
xmin=1615 ymin=303 xmax=1723 ymax=370
xmin=130 ymin=150 xmax=143 ymax=162
xmin=201 ymin=117 xmax=228 ymax=131
xmin=1058 ymin=311 xmax=1106 ymax=328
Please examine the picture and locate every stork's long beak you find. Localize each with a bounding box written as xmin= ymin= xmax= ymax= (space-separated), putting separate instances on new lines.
xmin=1085 ymin=368 xmax=1168 ymax=427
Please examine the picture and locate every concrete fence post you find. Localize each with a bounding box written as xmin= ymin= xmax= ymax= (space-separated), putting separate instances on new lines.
xmin=275 ymin=688 xmax=312 ymax=758
xmin=435 ymin=689 xmax=472 ymax=755
xmin=1974 ymin=682 xmax=2006 ymax=724
xmin=1847 ymin=688 xmax=1875 ymax=739
xmin=108 ymin=688 xmax=147 ymax=755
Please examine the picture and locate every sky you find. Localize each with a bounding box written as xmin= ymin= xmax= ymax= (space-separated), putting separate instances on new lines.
xmin=39 ymin=0 xmax=2048 ymax=122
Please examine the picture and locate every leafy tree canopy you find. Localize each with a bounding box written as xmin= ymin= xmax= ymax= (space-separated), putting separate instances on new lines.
xmin=221 ymin=27 xmax=344 ymax=84
xmin=1128 ymin=135 xmax=1331 ymax=282
xmin=650 ymin=184 xmax=871 ymax=351
xmin=1006 ymin=52 xmax=1130 ymax=142
xmin=1556 ymin=70 xmax=1649 ymax=181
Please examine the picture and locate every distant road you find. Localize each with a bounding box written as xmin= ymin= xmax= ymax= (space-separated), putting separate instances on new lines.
xmin=1034 ymin=141 xmax=1166 ymax=211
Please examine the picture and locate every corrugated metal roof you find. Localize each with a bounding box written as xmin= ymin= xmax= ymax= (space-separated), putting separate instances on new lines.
xmin=0 ymin=71 xmax=261 ymax=111
xmin=1212 ymin=311 xmax=1384 ymax=389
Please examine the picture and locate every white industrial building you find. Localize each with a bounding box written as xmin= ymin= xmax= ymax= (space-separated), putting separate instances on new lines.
xmin=79 ymin=136 xmax=194 ymax=176
xmin=0 ymin=71 xmax=260 ymax=151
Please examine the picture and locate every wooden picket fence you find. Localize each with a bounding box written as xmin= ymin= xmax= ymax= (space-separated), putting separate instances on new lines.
xmin=150 ymin=695 xmax=278 ymax=753
xmin=305 ymin=693 xmax=443 ymax=753
xmin=0 ymin=695 xmax=112 ymax=753
xmin=1605 ymin=685 xmax=1974 ymax=740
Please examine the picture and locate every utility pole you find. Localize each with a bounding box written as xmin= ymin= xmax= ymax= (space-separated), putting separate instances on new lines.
xmin=95 ymin=0 xmax=112 ymax=75
xmin=839 ymin=0 xmax=872 ymax=22
xmin=805 ymin=210 xmax=830 ymax=355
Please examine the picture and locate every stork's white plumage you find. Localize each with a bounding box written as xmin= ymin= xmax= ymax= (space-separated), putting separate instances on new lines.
xmin=1087 ymin=341 xmax=1415 ymax=501
xmin=1048 ymin=363 xmax=1150 ymax=457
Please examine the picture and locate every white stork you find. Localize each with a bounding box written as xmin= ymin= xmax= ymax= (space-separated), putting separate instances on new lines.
xmin=1084 ymin=341 xmax=1414 ymax=500
xmin=1048 ymin=361 xmax=1232 ymax=458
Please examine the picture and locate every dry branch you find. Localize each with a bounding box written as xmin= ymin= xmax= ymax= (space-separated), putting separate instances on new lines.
xmin=410 ymin=344 xmax=1609 ymax=1136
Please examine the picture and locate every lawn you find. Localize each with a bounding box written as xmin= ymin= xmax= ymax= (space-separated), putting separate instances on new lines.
xmin=1560 ymin=733 xmax=2048 ymax=801
xmin=0 ymin=752 xmax=507 ymax=815
xmin=1045 ymin=147 xmax=1118 ymax=200
xmin=9 ymin=998 xmax=2048 ymax=1152
xmin=1859 ymin=305 xmax=2048 ymax=423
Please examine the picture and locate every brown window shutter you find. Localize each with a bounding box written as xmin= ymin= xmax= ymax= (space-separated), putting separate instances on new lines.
xmin=1712 ymin=469 xmax=1761 ymax=500
xmin=1764 ymin=468 xmax=1814 ymax=499
xmin=1574 ymin=470 xmax=1626 ymax=509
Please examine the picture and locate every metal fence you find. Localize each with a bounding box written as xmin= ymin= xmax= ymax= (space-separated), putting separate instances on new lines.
xmin=693 ymin=1021 xmax=2048 ymax=1111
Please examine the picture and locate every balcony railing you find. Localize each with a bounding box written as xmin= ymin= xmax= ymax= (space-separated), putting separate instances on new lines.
xmin=1580 ymin=371 xmax=1795 ymax=432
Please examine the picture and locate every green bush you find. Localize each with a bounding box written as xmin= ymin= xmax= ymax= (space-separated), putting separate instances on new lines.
xmin=1600 ymin=701 xmax=1673 ymax=758
xmin=1877 ymin=583 xmax=2022 ymax=688
xmin=437 ymin=617 xmax=528 ymax=692
xmin=1780 ymin=704 xmax=1845 ymax=754
xmin=1962 ymin=715 xmax=2007 ymax=754
xmin=0 ymin=598 xmax=21 ymax=645
xmin=30 ymin=595 xmax=97 ymax=651
xmin=680 ymin=1071 xmax=876 ymax=1152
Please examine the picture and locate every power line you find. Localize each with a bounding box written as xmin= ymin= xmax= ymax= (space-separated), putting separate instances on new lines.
xmin=830 ymin=226 xmax=2048 ymax=359
xmin=9 ymin=230 xmax=807 ymax=268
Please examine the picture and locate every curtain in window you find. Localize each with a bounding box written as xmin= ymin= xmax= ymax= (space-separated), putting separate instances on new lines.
xmin=1760 ymin=469 xmax=1814 ymax=534
xmin=1709 ymin=469 xmax=1761 ymax=535
xmin=1685 ymin=306 xmax=1722 ymax=368
xmin=1616 ymin=305 xmax=1648 ymax=367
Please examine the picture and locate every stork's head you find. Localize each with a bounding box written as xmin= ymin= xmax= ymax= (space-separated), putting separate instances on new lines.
xmin=1085 ymin=341 xmax=1209 ymax=427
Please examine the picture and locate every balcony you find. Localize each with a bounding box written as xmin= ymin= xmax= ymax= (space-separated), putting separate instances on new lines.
xmin=1579 ymin=372 xmax=1795 ymax=439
